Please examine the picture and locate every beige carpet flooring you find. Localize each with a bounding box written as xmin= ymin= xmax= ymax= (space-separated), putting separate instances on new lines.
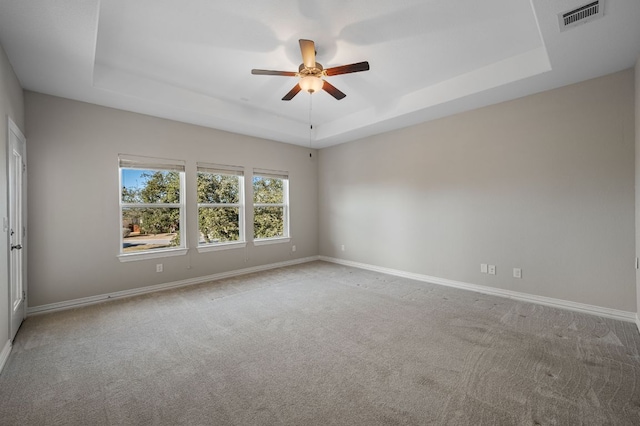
xmin=1 ymin=261 xmax=640 ymax=425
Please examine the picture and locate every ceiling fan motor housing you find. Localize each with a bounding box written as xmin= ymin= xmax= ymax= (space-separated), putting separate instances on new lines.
xmin=298 ymin=62 xmax=324 ymax=78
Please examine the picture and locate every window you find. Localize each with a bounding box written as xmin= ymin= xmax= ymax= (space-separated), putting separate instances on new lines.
xmin=197 ymin=163 xmax=245 ymax=250
xmin=119 ymin=154 xmax=186 ymax=260
xmin=253 ymin=169 xmax=289 ymax=243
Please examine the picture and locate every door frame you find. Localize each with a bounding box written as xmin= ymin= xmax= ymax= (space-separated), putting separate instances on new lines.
xmin=7 ymin=117 xmax=26 ymax=341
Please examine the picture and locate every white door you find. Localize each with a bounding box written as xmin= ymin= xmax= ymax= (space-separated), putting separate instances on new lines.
xmin=8 ymin=118 xmax=26 ymax=341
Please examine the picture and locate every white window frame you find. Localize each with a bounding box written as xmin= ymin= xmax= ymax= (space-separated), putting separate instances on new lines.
xmin=197 ymin=163 xmax=246 ymax=253
xmin=118 ymin=154 xmax=188 ymax=262
xmin=252 ymin=168 xmax=290 ymax=245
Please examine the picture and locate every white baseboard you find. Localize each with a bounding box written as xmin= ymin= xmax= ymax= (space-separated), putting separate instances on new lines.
xmin=320 ymin=256 xmax=637 ymax=324
xmin=28 ymin=256 xmax=320 ymax=315
xmin=25 ymin=254 xmax=640 ymax=330
xmin=0 ymin=340 xmax=11 ymax=373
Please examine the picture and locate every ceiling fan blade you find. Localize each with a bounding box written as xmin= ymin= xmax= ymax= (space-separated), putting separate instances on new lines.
xmin=251 ymin=69 xmax=297 ymax=77
xmin=325 ymin=61 xmax=370 ymax=76
xmin=322 ymin=80 xmax=346 ymax=100
xmin=299 ymin=39 xmax=316 ymax=68
xmin=282 ymin=84 xmax=302 ymax=101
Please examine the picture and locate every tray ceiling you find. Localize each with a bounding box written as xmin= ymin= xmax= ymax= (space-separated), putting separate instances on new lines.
xmin=0 ymin=0 xmax=638 ymax=148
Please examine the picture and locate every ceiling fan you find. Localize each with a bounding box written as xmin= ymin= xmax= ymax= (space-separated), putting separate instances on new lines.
xmin=251 ymin=39 xmax=370 ymax=101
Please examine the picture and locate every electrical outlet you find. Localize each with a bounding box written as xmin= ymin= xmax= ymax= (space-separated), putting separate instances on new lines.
xmin=488 ymin=265 xmax=496 ymax=275
xmin=480 ymin=263 xmax=488 ymax=273
xmin=292 ymin=245 xmax=296 ymax=252
xmin=156 ymin=264 xmax=163 ymax=273
xmin=341 ymin=244 xmax=345 ymax=251
xmin=513 ymin=268 xmax=522 ymax=278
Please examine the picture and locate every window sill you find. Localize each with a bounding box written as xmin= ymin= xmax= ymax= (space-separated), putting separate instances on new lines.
xmin=253 ymin=237 xmax=290 ymax=246
xmin=197 ymin=242 xmax=247 ymax=253
xmin=118 ymin=248 xmax=188 ymax=262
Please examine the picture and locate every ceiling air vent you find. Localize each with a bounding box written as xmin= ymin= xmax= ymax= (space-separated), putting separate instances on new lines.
xmin=558 ymin=1 xmax=604 ymax=32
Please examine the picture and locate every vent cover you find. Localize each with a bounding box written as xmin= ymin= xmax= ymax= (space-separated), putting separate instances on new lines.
xmin=558 ymin=1 xmax=604 ymax=32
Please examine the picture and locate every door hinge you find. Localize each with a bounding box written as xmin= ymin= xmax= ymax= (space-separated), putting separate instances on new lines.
xmin=22 ymin=290 xmax=26 ymax=300
xmin=22 ymin=163 xmax=26 ymax=173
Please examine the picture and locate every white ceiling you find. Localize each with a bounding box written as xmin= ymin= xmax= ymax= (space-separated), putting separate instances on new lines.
xmin=0 ymin=0 xmax=638 ymax=148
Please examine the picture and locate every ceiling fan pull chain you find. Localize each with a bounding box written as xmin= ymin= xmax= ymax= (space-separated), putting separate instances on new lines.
xmin=309 ymin=94 xmax=313 ymax=157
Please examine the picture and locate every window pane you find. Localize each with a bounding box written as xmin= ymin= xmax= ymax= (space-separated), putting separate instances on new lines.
xmin=121 ymin=169 xmax=180 ymax=203
xmin=254 ymin=206 xmax=284 ymax=239
xmin=197 ymin=172 xmax=240 ymax=204
xmin=122 ymin=207 xmax=180 ymax=252
xmin=253 ymin=176 xmax=284 ymax=204
xmin=199 ymin=207 xmax=240 ymax=244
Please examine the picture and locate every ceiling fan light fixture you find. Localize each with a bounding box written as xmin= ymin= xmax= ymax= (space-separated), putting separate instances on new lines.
xmin=299 ymin=76 xmax=323 ymax=94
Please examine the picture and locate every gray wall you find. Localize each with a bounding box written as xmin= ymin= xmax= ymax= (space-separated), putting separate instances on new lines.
xmin=0 ymin=43 xmax=24 ymax=344
xmin=318 ymin=69 xmax=636 ymax=312
xmin=25 ymin=92 xmax=318 ymax=307
xmin=19 ymin=67 xmax=640 ymax=314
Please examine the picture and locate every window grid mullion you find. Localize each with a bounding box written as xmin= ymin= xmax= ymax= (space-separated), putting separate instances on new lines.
xmin=253 ymin=203 xmax=285 ymax=208
xmin=198 ymin=203 xmax=242 ymax=208
xmin=121 ymin=203 xmax=181 ymax=209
